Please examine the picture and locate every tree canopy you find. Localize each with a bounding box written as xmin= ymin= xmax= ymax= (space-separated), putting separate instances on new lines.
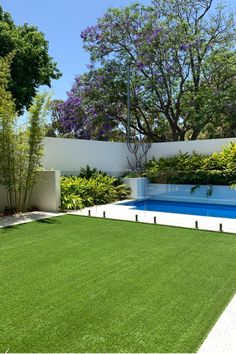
xmin=0 ymin=5 xmax=61 ymax=113
xmin=56 ymin=0 xmax=236 ymax=142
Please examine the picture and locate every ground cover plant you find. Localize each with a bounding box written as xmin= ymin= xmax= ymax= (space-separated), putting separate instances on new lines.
xmin=1 ymin=215 xmax=236 ymax=352
xmin=143 ymin=143 xmax=236 ymax=185
xmin=61 ymin=168 xmax=130 ymax=209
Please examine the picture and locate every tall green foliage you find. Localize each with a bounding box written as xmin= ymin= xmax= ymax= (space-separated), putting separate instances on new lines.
xmin=0 ymin=54 xmax=49 ymax=212
xmin=143 ymin=143 xmax=236 ymax=185
xmin=21 ymin=93 xmax=49 ymax=210
xmin=0 ymin=54 xmax=18 ymax=209
xmin=61 ymin=172 xmax=130 ymax=210
xmin=0 ymin=5 xmax=61 ymax=113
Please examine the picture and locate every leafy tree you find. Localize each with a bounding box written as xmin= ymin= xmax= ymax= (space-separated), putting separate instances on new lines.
xmin=0 ymin=5 xmax=61 ymax=113
xmin=196 ymin=51 xmax=236 ymax=139
xmin=55 ymin=65 xmax=127 ymax=140
xmin=59 ymin=0 xmax=236 ymax=142
xmin=45 ymin=99 xmax=68 ymax=137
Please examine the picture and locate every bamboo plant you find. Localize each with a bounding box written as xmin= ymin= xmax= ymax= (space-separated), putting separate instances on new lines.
xmin=0 ymin=54 xmax=49 ymax=213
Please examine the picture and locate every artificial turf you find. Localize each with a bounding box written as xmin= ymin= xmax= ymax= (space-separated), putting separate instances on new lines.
xmin=1 ymin=215 xmax=236 ymax=353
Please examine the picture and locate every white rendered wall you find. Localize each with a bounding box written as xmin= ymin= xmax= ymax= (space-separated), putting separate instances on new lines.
xmin=0 ymin=171 xmax=60 ymax=212
xmin=30 ymin=171 xmax=61 ymax=212
xmin=42 ymin=137 xmax=236 ymax=175
xmin=147 ymin=137 xmax=236 ymax=160
xmin=123 ymin=177 xmax=148 ymax=198
xmin=42 ymin=137 xmax=135 ymax=176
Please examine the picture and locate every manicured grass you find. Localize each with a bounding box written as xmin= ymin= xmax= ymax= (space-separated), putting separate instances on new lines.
xmin=1 ymin=215 xmax=236 ymax=353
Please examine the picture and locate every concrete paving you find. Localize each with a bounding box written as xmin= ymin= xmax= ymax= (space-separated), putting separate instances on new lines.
xmin=0 ymin=211 xmax=64 ymax=228
xmin=198 ymin=294 xmax=236 ymax=354
xmin=69 ymin=202 xmax=236 ymax=234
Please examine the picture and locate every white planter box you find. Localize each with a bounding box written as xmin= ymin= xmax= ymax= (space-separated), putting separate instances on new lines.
xmin=123 ymin=177 xmax=148 ymax=199
xmin=0 ymin=170 xmax=61 ymax=212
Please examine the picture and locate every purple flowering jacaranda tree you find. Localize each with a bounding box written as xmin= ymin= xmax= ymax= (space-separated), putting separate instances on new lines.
xmin=57 ymin=0 xmax=236 ymax=141
xmin=56 ymin=64 xmax=129 ymax=140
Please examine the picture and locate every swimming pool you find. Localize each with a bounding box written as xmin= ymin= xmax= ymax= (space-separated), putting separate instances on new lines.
xmin=119 ymin=199 xmax=236 ymax=219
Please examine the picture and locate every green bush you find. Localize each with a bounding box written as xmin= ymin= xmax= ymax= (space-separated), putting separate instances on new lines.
xmin=61 ymin=173 xmax=130 ymax=210
xmin=79 ymin=165 xmax=107 ymax=179
xmin=143 ymin=143 xmax=236 ymax=185
xmin=123 ymin=171 xmax=143 ymax=178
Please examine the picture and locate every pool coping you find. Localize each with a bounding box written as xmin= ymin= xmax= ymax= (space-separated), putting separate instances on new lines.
xmin=69 ymin=201 xmax=236 ymax=234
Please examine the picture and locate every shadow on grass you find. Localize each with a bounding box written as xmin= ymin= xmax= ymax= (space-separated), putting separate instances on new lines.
xmin=0 ymin=224 xmax=21 ymax=233
xmin=0 ymin=215 xmax=62 ymax=233
xmin=35 ymin=217 xmax=61 ymax=224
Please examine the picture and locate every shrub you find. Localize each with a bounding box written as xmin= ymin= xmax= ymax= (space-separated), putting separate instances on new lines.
xmin=61 ymin=172 xmax=130 ymax=210
xmin=123 ymin=171 xmax=143 ymax=178
xmin=79 ymin=165 xmax=106 ymax=179
xmin=143 ymin=143 xmax=236 ymax=186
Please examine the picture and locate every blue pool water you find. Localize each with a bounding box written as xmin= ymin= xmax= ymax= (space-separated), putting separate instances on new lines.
xmin=120 ymin=199 xmax=236 ymax=219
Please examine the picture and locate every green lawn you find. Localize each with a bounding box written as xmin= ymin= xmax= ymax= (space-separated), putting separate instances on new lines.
xmin=1 ymin=215 xmax=236 ymax=353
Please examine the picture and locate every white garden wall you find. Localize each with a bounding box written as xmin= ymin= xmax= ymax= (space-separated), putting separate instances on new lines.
xmin=40 ymin=136 xmax=236 ymax=208
xmin=123 ymin=177 xmax=148 ymax=198
xmin=42 ymin=137 xmax=236 ymax=176
xmin=147 ymin=137 xmax=236 ymax=159
xmin=1 ymin=137 xmax=236 ymax=213
xmin=0 ymin=171 xmax=60 ymax=212
xmin=42 ymin=137 xmax=135 ymax=176
xmin=30 ymin=171 xmax=61 ymax=212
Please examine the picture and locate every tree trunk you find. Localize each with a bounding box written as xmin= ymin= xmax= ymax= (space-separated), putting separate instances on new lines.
xmin=179 ymin=131 xmax=185 ymax=141
xmin=190 ymin=129 xmax=200 ymax=140
xmin=171 ymin=128 xmax=179 ymax=141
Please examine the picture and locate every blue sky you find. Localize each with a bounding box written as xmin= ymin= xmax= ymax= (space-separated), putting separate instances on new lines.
xmin=1 ymin=0 xmax=235 ymax=102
